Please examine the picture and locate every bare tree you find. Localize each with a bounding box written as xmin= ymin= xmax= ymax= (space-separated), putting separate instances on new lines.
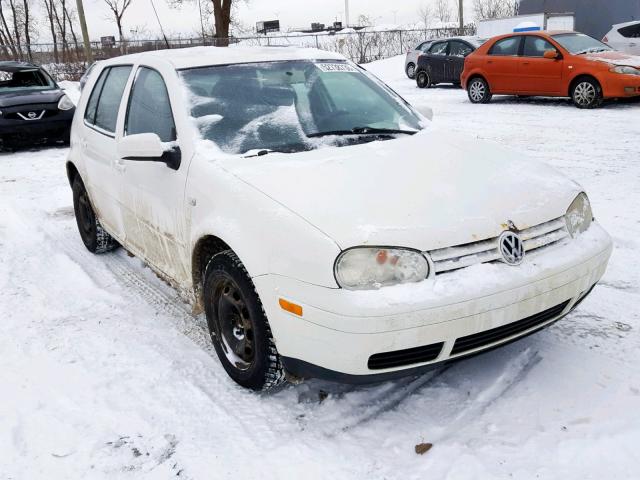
xmin=473 ymin=0 xmax=519 ymax=20
xmin=434 ymin=0 xmax=452 ymax=24
xmin=417 ymin=3 xmax=432 ymax=29
xmin=103 ymin=0 xmax=133 ymax=41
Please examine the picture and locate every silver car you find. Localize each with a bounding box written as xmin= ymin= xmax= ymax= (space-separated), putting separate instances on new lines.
xmin=603 ymin=21 xmax=640 ymax=56
xmin=405 ymin=40 xmax=433 ymax=79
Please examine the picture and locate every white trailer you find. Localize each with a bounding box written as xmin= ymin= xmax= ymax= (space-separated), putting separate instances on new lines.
xmin=477 ymin=13 xmax=575 ymax=38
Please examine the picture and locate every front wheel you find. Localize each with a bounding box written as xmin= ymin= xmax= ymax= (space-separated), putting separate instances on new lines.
xmin=571 ymin=78 xmax=603 ymax=109
xmin=416 ymin=71 xmax=432 ymax=89
xmin=72 ymin=176 xmax=118 ymax=253
xmin=204 ymin=250 xmax=285 ymax=391
xmin=467 ymin=77 xmax=492 ymax=104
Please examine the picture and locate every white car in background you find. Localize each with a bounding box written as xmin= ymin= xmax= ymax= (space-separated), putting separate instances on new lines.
xmin=603 ymin=21 xmax=640 ymax=55
xmin=405 ymin=40 xmax=433 ymax=78
xmin=67 ymin=46 xmax=612 ymax=391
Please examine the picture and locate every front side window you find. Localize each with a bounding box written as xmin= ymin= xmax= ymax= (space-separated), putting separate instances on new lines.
xmin=85 ymin=65 xmax=132 ymax=134
xmin=180 ymin=60 xmax=422 ymax=155
xmin=429 ymin=42 xmax=448 ymax=55
xmin=0 ymin=68 xmax=55 ymax=92
xmin=523 ymin=36 xmax=557 ymax=57
xmin=552 ymin=33 xmax=612 ymax=54
xmin=125 ymin=67 xmax=176 ymax=142
xmin=489 ymin=36 xmax=521 ymax=56
xmin=449 ymin=41 xmax=473 ymax=57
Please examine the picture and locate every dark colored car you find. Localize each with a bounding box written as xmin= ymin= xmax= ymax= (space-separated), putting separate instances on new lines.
xmin=0 ymin=61 xmax=75 ymax=148
xmin=416 ymin=37 xmax=486 ymax=88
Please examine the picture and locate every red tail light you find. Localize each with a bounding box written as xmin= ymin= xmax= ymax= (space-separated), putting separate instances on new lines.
xmin=603 ymin=36 xmax=608 ymax=43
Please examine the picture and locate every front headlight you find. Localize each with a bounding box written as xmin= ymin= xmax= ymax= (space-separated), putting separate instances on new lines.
xmin=565 ymin=193 xmax=593 ymax=237
xmin=57 ymin=94 xmax=75 ymax=111
xmin=610 ymin=65 xmax=640 ymax=76
xmin=335 ymin=247 xmax=429 ymax=290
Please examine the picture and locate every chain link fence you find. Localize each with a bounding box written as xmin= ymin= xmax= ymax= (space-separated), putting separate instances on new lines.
xmin=2 ymin=26 xmax=476 ymax=81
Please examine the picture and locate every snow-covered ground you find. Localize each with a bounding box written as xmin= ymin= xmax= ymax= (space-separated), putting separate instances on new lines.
xmin=1 ymin=56 xmax=639 ymax=479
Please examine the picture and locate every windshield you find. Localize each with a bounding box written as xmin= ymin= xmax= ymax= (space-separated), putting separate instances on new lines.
xmin=179 ymin=60 xmax=423 ymax=155
xmin=0 ymin=68 xmax=55 ymax=93
xmin=552 ymin=33 xmax=613 ymax=54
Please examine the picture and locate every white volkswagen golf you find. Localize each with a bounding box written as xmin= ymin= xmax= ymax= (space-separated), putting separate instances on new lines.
xmin=67 ymin=47 xmax=612 ymax=390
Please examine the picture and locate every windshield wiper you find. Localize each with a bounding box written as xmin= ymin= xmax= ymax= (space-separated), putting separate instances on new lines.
xmin=307 ymin=127 xmax=417 ymax=138
xmin=576 ymin=48 xmax=610 ymax=55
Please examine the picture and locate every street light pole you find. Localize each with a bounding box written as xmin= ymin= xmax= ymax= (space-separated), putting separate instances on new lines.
xmin=345 ymin=0 xmax=349 ymax=27
xmin=75 ymin=0 xmax=93 ymax=62
xmin=458 ymin=0 xmax=464 ymax=32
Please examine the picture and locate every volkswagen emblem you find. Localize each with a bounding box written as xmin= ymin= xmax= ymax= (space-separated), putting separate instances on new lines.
xmin=27 ymin=111 xmax=37 ymax=119
xmin=499 ymin=231 xmax=525 ymax=265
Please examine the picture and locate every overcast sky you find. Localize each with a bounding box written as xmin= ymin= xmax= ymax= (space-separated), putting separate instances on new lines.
xmin=73 ymin=0 xmax=471 ymax=40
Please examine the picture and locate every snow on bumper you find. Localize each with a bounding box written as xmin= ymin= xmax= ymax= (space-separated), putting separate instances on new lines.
xmin=254 ymin=223 xmax=612 ymax=378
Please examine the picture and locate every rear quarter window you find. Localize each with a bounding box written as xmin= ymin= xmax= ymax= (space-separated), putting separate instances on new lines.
xmin=618 ymin=24 xmax=640 ymax=38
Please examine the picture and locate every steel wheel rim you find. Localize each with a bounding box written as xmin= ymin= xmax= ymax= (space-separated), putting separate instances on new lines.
xmin=470 ymin=80 xmax=485 ymax=102
xmin=212 ymin=277 xmax=255 ymax=371
xmin=574 ymin=82 xmax=596 ymax=106
xmin=407 ymin=64 xmax=415 ymax=77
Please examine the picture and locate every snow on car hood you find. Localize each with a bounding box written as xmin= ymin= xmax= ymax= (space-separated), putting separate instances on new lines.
xmin=584 ymin=51 xmax=640 ymax=68
xmin=219 ymin=130 xmax=581 ymax=251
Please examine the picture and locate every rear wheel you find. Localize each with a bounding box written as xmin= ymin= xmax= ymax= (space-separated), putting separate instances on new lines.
xmin=72 ymin=177 xmax=118 ymax=253
xmin=467 ymin=77 xmax=492 ymax=104
xmin=204 ymin=250 xmax=285 ymax=391
xmin=571 ymin=77 xmax=603 ymax=109
xmin=416 ymin=71 xmax=432 ymax=89
xmin=406 ymin=62 xmax=416 ymax=79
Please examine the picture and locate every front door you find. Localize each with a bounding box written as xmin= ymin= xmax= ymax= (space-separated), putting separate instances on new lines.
xmin=80 ymin=65 xmax=133 ymax=239
xmin=517 ymin=36 xmax=564 ymax=95
xmin=116 ymin=66 xmax=192 ymax=285
xmin=425 ymin=41 xmax=449 ymax=83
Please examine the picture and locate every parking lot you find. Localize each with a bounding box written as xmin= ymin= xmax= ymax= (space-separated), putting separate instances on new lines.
xmin=1 ymin=55 xmax=639 ymax=479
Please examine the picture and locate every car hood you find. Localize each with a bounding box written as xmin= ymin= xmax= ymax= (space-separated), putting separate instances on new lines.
xmin=0 ymin=88 xmax=63 ymax=108
xmin=219 ymin=131 xmax=581 ymax=251
xmin=584 ymin=51 xmax=640 ymax=67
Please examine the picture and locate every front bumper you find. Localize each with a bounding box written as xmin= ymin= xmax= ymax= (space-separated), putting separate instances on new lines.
xmin=254 ymin=223 xmax=612 ymax=381
xmin=602 ymin=74 xmax=640 ymax=98
xmin=0 ymin=108 xmax=74 ymax=141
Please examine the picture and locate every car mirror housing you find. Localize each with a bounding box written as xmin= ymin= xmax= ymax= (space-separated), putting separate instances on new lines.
xmin=415 ymin=104 xmax=434 ymax=121
xmin=543 ymin=50 xmax=559 ymax=59
xmin=117 ymin=133 xmax=181 ymax=170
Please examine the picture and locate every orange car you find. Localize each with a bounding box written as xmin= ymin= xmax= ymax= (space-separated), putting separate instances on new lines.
xmin=461 ymin=31 xmax=640 ymax=108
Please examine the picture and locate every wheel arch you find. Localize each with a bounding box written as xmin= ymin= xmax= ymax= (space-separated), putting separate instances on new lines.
xmin=191 ymin=234 xmax=235 ymax=313
xmin=466 ymin=72 xmax=489 ymax=91
xmin=568 ymin=73 xmax=602 ymax=98
xmin=66 ymin=161 xmax=80 ymax=187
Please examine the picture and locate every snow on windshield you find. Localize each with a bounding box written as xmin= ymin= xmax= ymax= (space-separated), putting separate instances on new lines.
xmin=179 ymin=60 xmax=423 ymax=155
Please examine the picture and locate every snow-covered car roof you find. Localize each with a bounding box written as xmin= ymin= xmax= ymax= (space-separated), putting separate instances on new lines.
xmin=612 ymin=20 xmax=640 ymax=28
xmin=103 ymin=46 xmax=347 ymax=70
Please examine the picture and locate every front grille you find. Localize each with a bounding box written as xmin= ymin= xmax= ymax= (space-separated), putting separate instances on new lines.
xmin=428 ymin=217 xmax=569 ymax=274
xmin=368 ymin=342 xmax=444 ymax=370
xmin=450 ymin=300 xmax=571 ymax=355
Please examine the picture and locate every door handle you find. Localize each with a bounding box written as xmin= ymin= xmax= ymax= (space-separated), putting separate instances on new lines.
xmin=114 ymin=158 xmax=126 ymax=173
xmin=487 ymin=60 xmax=493 ymax=64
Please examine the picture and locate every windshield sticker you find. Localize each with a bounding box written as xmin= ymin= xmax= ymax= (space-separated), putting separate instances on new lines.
xmin=316 ymin=63 xmax=359 ymax=73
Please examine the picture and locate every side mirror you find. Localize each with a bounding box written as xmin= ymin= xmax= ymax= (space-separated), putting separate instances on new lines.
xmin=543 ymin=49 xmax=559 ymax=59
xmin=117 ymin=133 xmax=181 ymax=170
xmin=415 ymin=104 xmax=434 ymax=121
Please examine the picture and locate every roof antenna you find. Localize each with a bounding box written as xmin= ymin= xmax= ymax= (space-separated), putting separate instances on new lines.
xmin=150 ymin=0 xmax=170 ymax=49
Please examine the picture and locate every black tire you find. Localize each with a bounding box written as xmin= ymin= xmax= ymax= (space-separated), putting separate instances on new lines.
xmin=571 ymin=77 xmax=603 ymax=109
xmin=72 ymin=176 xmax=118 ymax=254
xmin=467 ymin=77 xmax=492 ymax=104
xmin=204 ymin=250 xmax=285 ymax=391
xmin=416 ymin=71 xmax=432 ymax=89
xmin=406 ymin=62 xmax=416 ymax=79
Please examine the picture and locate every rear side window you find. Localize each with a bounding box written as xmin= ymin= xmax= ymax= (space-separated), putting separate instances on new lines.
xmin=429 ymin=42 xmax=448 ymax=55
xmin=618 ymin=24 xmax=640 ymax=38
xmin=489 ymin=37 xmax=521 ymax=56
xmin=125 ymin=67 xmax=176 ymax=142
xmin=84 ymin=65 xmax=132 ymax=134
xmin=418 ymin=42 xmax=431 ymax=52
xmin=449 ymin=41 xmax=473 ymax=57
xmin=523 ymin=36 xmax=557 ymax=57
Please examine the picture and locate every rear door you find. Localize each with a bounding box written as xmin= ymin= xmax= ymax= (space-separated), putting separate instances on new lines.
xmin=485 ymin=36 xmax=522 ymax=93
xmin=518 ymin=36 xmax=563 ymax=94
xmin=425 ymin=41 xmax=449 ymax=83
xmin=448 ymin=40 xmax=474 ymax=83
xmin=117 ymin=65 xmax=192 ymax=284
xmin=81 ymin=65 xmax=132 ymax=239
